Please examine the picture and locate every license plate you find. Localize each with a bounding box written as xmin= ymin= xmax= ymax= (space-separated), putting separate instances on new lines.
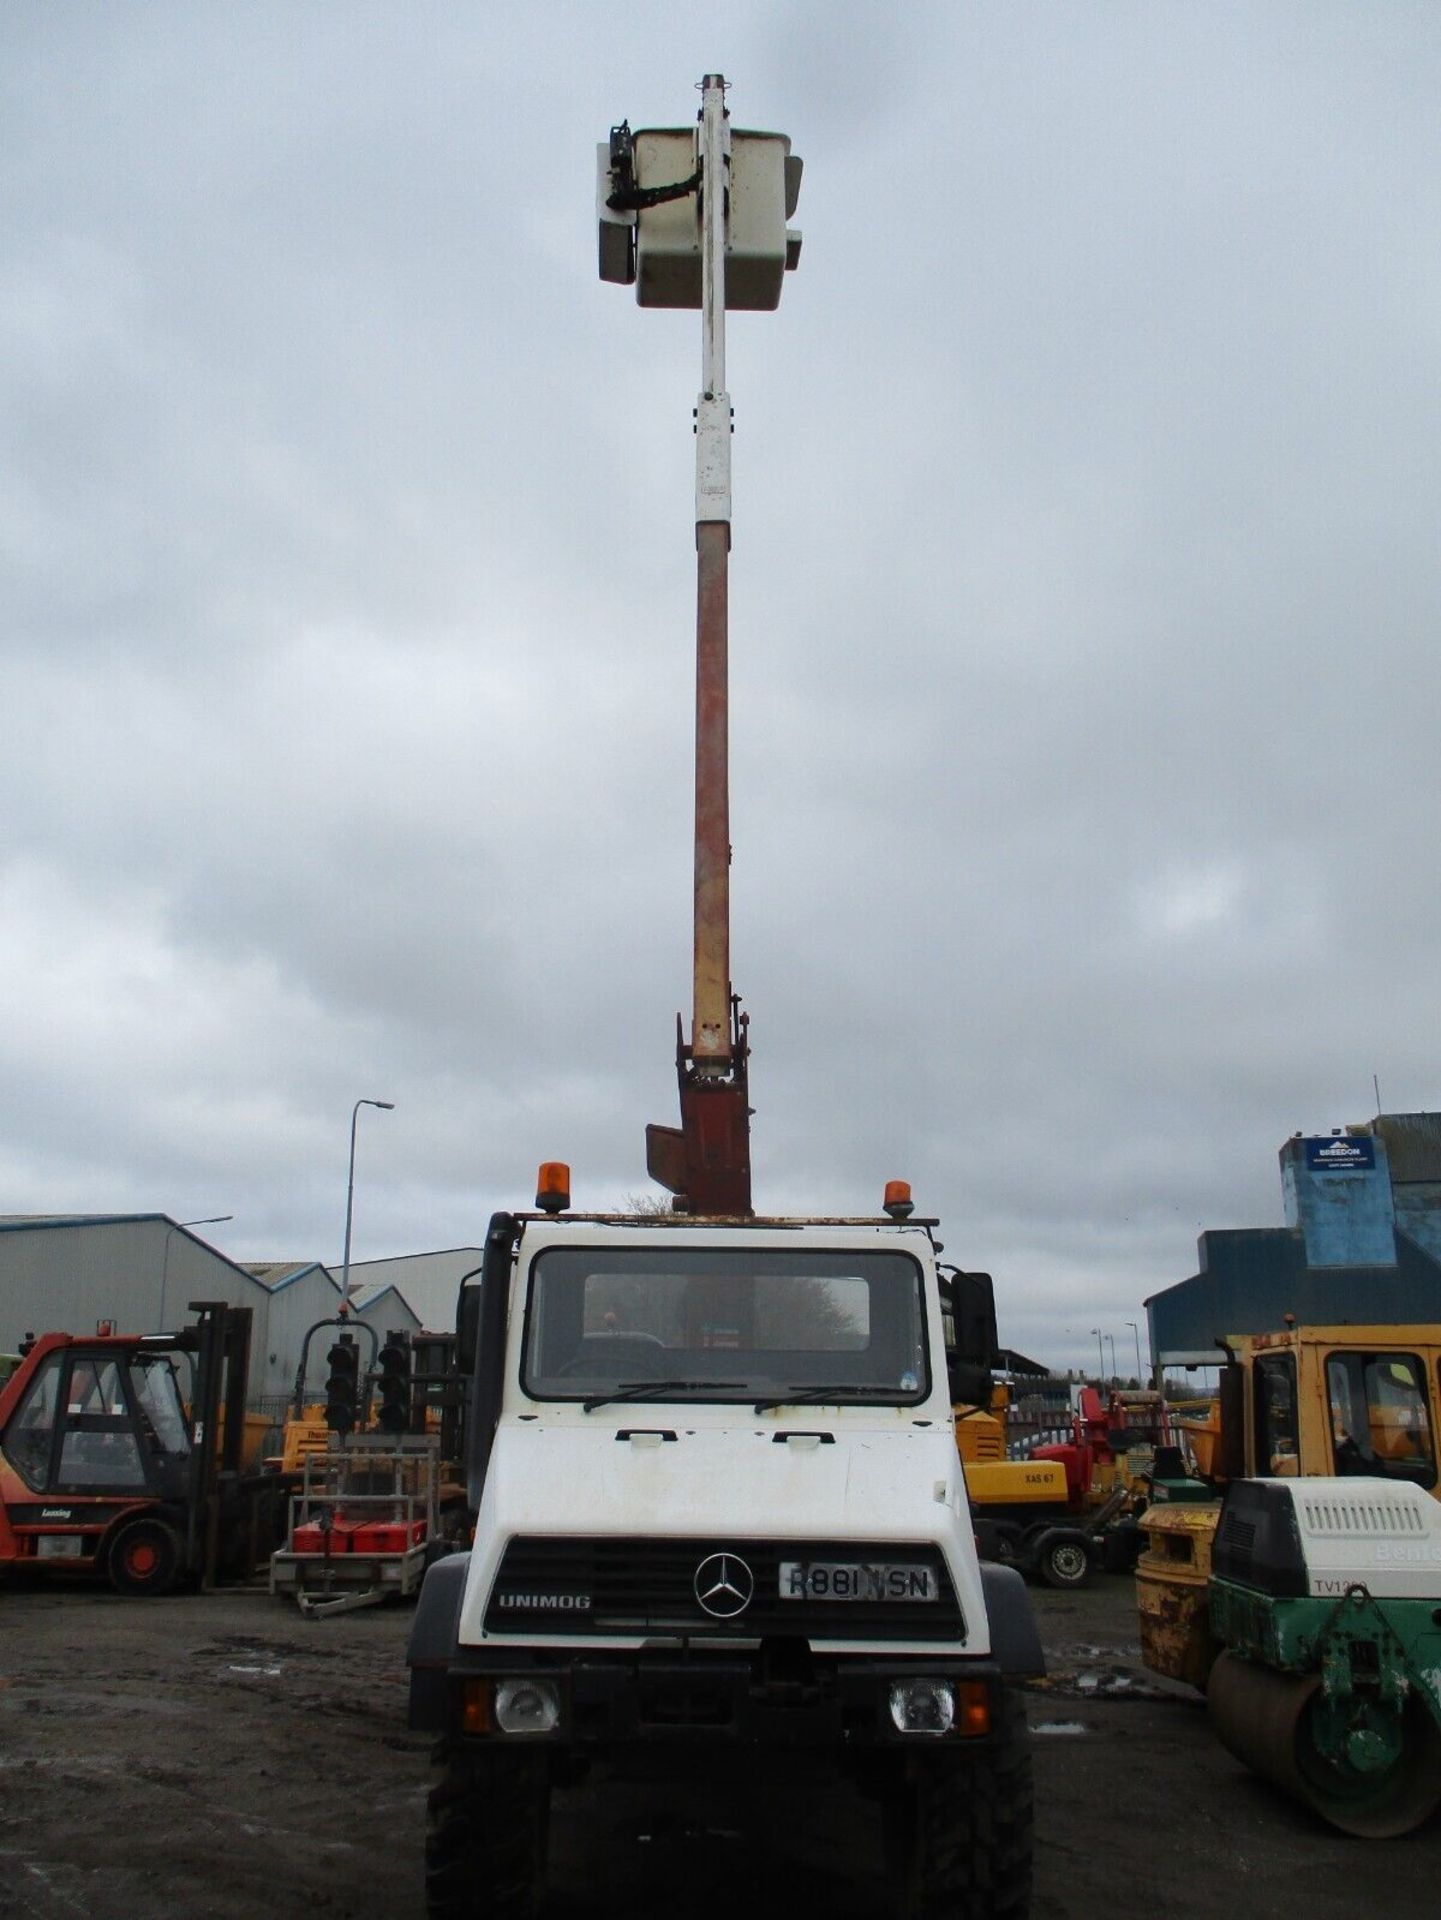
xmin=778 ymin=1561 xmax=938 ymax=1602
xmin=36 ymin=1536 xmax=86 ymax=1559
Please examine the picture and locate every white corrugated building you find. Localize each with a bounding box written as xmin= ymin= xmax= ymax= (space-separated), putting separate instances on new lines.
xmin=0 ymin=1217 xmax=419 ymax=1407
xmin=0 ymin=1214 xmax=263 ymax=1349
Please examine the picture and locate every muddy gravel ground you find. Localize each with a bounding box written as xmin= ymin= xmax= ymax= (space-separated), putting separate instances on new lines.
xmin=1 ymin=1571 xmax=1436 ymax=1919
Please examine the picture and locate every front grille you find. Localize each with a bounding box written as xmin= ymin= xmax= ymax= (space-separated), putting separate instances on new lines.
xmin=1221 ymin=1516 xmax=1255 ymax=1579
xmin=485 ymin=1537 xmax=964 ymax=1641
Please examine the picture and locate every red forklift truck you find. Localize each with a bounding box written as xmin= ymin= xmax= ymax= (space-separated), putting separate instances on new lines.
xmin=0 ymin=1301 xmax=288 ymax=1596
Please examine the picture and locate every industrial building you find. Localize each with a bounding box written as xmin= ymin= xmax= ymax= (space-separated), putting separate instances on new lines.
xmin=1145 ymin=1111 xmax=1441 ymax=1367
xmin=0 ymin=1215 xmax=419 ymax=1408
xmin=331 ymin=1247 xmax=482 ymax=1335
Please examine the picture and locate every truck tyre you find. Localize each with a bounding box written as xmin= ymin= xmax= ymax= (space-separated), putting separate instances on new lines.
xmin=425 ymin=1745 xmax=549 ymax=1920
xmin=107 ymin=1517 xmax=182 ymax=1597
xmin=883 ymin=1686 xmax=1033 ymax=1920
xmin=1037 ymin=1534 xmax=1090 ymax=1590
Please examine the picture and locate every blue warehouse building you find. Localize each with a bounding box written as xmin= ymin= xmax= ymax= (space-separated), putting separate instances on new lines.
xmin=1145 ymin=1112 xmax=1441 ymax=1367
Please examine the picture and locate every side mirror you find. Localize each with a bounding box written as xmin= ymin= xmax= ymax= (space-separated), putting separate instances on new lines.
xmin=1218 ymin=1364 xmax=1247 ymax=1480
xmin=947 ymin=1360 xmax=993 ymax=1410
xmin=456 ymin=1279 xmax=482 ymax=1375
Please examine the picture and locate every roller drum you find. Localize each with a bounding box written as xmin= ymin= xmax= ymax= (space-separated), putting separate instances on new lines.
xmin=1208 ymin=1650 xmax=1441 ymax=1838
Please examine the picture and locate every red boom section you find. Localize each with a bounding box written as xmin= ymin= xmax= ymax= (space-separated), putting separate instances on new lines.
xmin=644 ymin=512 xmax=755 ymax=1215
xmin=647 ymin=1001 xmax=752 ymax=1217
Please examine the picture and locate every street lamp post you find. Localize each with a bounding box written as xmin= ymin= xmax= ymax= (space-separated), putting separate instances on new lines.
xmin=1127 ymin=1320 xmax=1143 ymax=1384
xmin=1105 ymin=1333 xmax=1117 ymax=1384
xmin=1089 ymin=1328 xmax=1104 ymax=1384
xmin=340 ymin=1099 xmax=395 ymax=1317
xmin=158 ymin=1214 xmax=235 ymax=1328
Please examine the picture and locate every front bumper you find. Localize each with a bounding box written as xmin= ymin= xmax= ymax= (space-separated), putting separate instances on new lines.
xmin=411 ymin=1649 xmax=1008 ymax=1750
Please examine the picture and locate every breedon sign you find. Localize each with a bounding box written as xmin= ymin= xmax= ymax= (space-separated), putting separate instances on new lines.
xmin=1304 ymin=1137 xmax=1377 ymax=1172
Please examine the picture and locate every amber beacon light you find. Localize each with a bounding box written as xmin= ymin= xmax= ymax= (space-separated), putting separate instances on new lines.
xmin=535 ymin=1163 xmax=572 ymax=1213
xmin=883 ymin=1180 xmax=914 ymax=1220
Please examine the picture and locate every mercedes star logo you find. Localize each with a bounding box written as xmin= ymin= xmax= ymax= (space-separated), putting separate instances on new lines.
xmin=693 ymin=1552 xmax=755 ymax=1619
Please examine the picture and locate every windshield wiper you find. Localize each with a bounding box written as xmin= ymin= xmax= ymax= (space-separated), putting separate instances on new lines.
xmin=752 ymin=1384 xmax=889 ymax=1412
xmin=580 ymin=1378 xmax=747 ymax=1414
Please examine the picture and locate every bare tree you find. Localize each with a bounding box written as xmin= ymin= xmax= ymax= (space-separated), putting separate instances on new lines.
xmin=617 ymin=1190 xmax=677 ymax=1217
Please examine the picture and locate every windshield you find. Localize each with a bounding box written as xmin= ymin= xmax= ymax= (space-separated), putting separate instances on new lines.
xmin=132 ymin=1356 xmax=191 ymax=1456
xmin=522 ymin=1246 xmax=929 ymax=1406
xmin=1327 ymin=1350 xmax=1435 ymax=1488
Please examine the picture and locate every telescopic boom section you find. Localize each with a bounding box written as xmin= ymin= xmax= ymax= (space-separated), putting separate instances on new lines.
xmin=642 ymin=75 xmax=752 ymax=1216
xmin=691 ymin=73 xmax=734 ymax=1079
xmin=692 ymin=520 xmax=733 ymax=1069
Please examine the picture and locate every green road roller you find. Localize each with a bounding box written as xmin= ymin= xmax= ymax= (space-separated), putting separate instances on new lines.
xmin=1207 ymin=1476 xmax=1441 ymax=1837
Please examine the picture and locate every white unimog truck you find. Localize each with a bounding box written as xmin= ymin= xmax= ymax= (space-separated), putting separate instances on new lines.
xmin=406 ymin=1196 xmax=1042 ymax=1919
xmin=407 ymin=76 xmax=1041 ymax=1916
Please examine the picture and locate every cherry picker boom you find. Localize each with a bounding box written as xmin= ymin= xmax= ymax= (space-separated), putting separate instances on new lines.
xmin=602 ymin=87 xmax=794 ymax=1216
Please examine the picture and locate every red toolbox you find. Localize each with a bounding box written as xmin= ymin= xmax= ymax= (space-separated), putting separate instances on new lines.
xmin=291 ymin=1516 xmax=358 ymax=1553
xmin=350 ymin=1519 xmax=427 ymax=1554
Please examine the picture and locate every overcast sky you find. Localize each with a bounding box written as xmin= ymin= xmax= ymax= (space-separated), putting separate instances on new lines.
xmin=4 ymin=3 xmax=1438 ymax=1372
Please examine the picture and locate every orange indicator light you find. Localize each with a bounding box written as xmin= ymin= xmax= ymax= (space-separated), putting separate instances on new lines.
xmin=535 ymin=1162 xmax=572 ymax=1213
xmin=957 ymin=1680 xmax=991 ymax=1737
xmin=460 ymin=1680 xmax=493 ymax=1735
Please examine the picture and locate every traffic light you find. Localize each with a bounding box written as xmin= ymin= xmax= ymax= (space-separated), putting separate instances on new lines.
xmin=376 ymin=1330 xmax=411 ymax=1434
xmin=324 ymin=1334 xmax=360 ymax=1435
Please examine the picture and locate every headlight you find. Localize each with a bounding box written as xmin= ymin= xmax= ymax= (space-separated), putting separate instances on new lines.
xmin=494 ymin=1679 xmax=561 ymax=1735
xmin=888 ymin=1679 xmax=955 ymax=1736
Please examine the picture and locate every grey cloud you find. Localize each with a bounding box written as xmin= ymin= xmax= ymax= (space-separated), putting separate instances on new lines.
xmin=3 ymin=4 xmax=1439 ymax=1373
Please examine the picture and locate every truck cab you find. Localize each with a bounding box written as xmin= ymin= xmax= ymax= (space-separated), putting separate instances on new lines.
xmin=1231 ymin=1324 xmax=1440 ymax=1490
xmin=407 ymin=1203 xmax=1042 ymax=1919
